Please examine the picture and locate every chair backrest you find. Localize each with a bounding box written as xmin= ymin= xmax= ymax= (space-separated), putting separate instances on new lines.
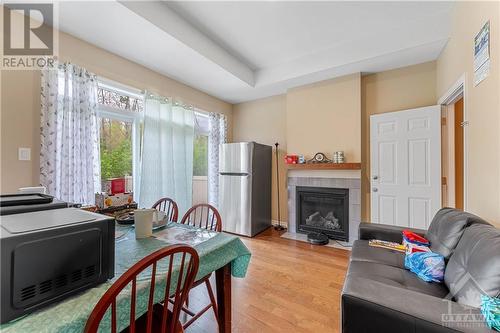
xmin=84 ymin=245 xmax=199 ymax=333
xmin=152 ymin=197 xmax=179 ymax=222
xmin=180 ymin=204 xmax=222 ymax=232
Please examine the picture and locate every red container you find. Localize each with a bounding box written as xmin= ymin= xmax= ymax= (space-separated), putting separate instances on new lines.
xmin=284 ymin=155 xmax=298 ymax=164
xmin=110 ymin=178 xmax=126 ymax=195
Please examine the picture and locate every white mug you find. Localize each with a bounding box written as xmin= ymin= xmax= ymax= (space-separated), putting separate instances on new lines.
xmin=134 ymin=209 xmax=157 ymax=238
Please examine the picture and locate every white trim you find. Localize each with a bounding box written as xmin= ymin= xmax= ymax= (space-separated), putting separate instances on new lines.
xmin=98 ymin=77 xmax=143 ymax=99
xmin=132 ymin=118 xmax=141 ymax=195
xmin=195 ymin=110 xmax=209 ymax=118
xmin=272 ymin=219 xmax=288 ymax=227
xmin=97 ymin=105 xmax=142 ymax=122
xmin=438 ymin=73 xmax=468 ymax=211
xmin=194 ymin=108 xmax=209 ymax=116
xmin=96 ymin=78 xmax=145 ymax=196
xmin=97 ymin=106 xmax=142 ymax=195
xmin=438 ymin=73 xmax=465 ymax=105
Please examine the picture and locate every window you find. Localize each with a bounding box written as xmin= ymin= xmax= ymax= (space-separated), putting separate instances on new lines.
xmin=193 ymin=134 xmax=208 ymax=176
xmin=97 ymin=82 xmax=143 ymax=193
xmin=97 ymin=86 xmax=143 ymax=113
xmin=95 ymin=83 xmax=210 ymax=202
xmin=192 ymin=111 xmax=209 ymax=205
xmin=193 ymin=112 xmax=209 ymax=177
xmin=99 ymin=118 xmax=133 ymax=190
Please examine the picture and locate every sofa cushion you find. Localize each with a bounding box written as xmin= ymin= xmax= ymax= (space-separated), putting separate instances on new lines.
xmin=350 ymin=240 xmax=405 ymax=268
xmin=347 ymin=260 xmax=448 ymax=298
xmin=444 ymin=223 xmax=500 ymax=308
xmin=342 ymin=275 xmax=492 ymax=333
xmin=425 ymin=208 xmax=490 ymax=259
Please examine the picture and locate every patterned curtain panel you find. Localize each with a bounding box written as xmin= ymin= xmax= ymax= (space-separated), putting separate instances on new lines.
xmin=207 ymin=112 xmax=228 ymax=207
xmin=40 ymin=63 xmax=100 ymax=205
xmin=137 ymin=93 xmax=195 ymax=214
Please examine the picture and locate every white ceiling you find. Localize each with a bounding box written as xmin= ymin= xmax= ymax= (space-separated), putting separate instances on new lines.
xmin=57 ymin=1 xmax=454 ymax=104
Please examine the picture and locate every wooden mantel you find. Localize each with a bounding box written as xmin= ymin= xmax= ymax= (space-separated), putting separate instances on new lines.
xmin=285 ymin=162 xmax=361 ymax=170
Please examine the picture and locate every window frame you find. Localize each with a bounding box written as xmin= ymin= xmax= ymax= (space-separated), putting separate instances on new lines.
xmin=96 ymin=81 xmax=143 ymax=193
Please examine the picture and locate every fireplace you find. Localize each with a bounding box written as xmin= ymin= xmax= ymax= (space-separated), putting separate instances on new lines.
xmin=295 ymin=186 xmax=349 ymax=241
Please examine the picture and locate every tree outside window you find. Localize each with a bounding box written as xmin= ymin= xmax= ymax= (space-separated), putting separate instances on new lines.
xmin=193 ymin=134 xmax=208 ymax=176
xmin=99 ymin=118 xmax=133 ymax=182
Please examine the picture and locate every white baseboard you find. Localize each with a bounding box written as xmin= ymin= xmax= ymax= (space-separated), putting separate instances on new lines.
xmin=272 ymin=219 xmax=288 ymax=227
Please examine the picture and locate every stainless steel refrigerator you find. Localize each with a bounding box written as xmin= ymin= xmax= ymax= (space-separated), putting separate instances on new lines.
xmin=218 ymin=142 xmax=272 ymax=237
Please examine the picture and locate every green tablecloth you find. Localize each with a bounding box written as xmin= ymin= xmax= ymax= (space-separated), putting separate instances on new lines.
xmin=1 ymin=223 xmax=251 ymax=332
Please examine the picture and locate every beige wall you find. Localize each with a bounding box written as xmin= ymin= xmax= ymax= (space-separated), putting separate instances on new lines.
xmin=233 ymin=95 xmax=287 ymax=222
xmin=1 ymin=70 xmax=42 ymax=192
xmin=232 ymin=2 xmax=500 ymax=228
xmin=286 ymin=73 xmax=361 ymax=162
xmin=436 ymin=1 xmax=500 ymax=226
xmin=234 ymin=68 xmax=437 ymax=226
xmin=361 ymin=61 xmax=437 ymax=221
xmin=1 ymin=27 xmax=232 ymax=193
xmin=232 ymin=1 xmax=500 ymax=228
xmin=233 ymin=74 xmax=362 ymax=224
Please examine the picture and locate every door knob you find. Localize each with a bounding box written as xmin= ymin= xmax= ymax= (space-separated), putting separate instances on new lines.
xmin=372 ymin=187 xmax=378 ymax=192
xmin=373 ymin=175 xmax=378 ymax=180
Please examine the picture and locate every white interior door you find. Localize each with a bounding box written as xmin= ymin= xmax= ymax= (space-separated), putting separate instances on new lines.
xmin=370 ymin=105 xmax=441 ymax=229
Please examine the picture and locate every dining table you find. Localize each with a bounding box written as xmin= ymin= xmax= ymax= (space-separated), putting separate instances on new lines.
xmin=0 ymin=222 xmax=252 ymax=333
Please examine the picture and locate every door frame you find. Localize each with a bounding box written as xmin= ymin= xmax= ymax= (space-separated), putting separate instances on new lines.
xmin=438 ymin=73 xmax=468 ymax=211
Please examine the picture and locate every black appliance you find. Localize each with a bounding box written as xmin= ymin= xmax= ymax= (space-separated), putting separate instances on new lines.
xmin=0 ymin=193 xmax=69 ymax=216
xmin=0 ymin=207 xmax=115 ymax=323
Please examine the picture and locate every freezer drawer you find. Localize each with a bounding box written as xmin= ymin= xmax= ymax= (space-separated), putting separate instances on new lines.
xmin=219 ymin=174 xmax=252 ymax=236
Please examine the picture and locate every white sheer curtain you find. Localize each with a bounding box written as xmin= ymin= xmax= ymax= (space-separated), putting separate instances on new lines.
xmin=207 ymin=112 xmax=227 ymax=207
xmin=40 ymin=62 xmax=100 ymax=205
xmin=137 ymin=93 xmax=195 ymax=214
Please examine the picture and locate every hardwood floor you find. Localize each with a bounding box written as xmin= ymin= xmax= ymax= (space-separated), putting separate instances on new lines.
xmin=184 ymin=228 xmax=350 ymax=333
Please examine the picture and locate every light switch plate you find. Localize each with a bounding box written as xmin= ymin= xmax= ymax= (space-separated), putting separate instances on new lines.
xmin=18 ymin=147 xmax=31 ymax=161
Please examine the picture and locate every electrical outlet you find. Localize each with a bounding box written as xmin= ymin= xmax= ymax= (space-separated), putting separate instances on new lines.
xmin=18 ymin=147 xmax=31 ymax=161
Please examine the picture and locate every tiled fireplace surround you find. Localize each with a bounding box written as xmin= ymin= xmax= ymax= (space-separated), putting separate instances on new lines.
xmin=287 ymin=175 xmax=361 ymax=244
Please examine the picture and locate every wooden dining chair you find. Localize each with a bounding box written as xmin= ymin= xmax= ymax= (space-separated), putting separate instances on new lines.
xmin=180 ymin=203 xmax=222 ymax=232
xmin=178 ymin=204 xmax=222 ymax=329
xmin=84 ymin=245 xmax=199 ymax=333
xmin=152 ymin=197 xmax=179 ymax=222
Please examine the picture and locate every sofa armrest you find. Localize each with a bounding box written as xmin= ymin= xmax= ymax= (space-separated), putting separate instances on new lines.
xmin=358 ymin=222 xmax=426 ymax=243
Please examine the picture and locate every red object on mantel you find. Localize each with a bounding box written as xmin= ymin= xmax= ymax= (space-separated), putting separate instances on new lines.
xmin=284 ymin=155 xmax=298 ymax=164
xmin=110 ymin=178 xmax=125 ymax=195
